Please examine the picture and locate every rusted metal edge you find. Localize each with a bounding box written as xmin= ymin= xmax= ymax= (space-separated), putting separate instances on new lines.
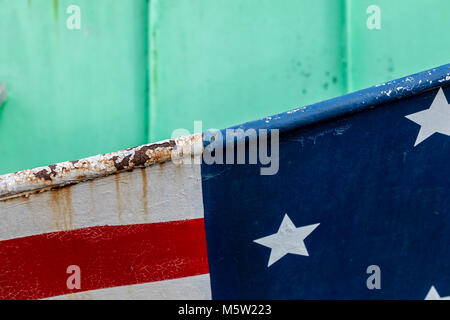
xmin=0 ymin=134 xmax=203 ymax=200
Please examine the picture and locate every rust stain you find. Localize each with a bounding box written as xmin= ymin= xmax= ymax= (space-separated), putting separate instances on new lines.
xmin=89 ymin=180 xmax=96 ymax=213
xmin=34 ymin=164 xmax=57 ymax=181
xmin=174 ymin=160 xmax=183 ymax=178
xmin=49 ymin=190 xmax=62 ymax=230
xmin=141 ymin=168 xmax=149 ymax=221
xmin=48 ymin=187 xmax=73 ymax=231
xmin=114 ymin=175 xmax=123 ymax=224
xmin=132 ymin=141 xmax=176 ymax=166
xmin=0 ymin=134 xmax=202 ymax=200
xmin=53 ymin=0 xmax=59 ymax=20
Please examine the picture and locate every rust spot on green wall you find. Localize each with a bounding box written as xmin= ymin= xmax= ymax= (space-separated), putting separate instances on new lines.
xmin=53 ymin=0 xmax=59 ymax=20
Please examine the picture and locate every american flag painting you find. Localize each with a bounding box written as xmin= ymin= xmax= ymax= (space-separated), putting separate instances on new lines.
xmin=0 ymin=135 xmax=211 ymax=300
xmin=1 ymin=65 xmax=450 ymax=300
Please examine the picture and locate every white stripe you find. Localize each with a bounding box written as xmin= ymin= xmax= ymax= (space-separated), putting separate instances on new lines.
xmin=46 ymin=274 xmax=212 ymax=300
xmin=0 ymin=157 xmax=204 ymax=241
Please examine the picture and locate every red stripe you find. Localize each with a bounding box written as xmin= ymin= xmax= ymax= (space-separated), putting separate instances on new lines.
xmin=0 ymin=219 xmax=209 ymax=300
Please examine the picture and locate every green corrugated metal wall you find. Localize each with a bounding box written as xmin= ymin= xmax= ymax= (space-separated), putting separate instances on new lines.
xmin=0 ymin=0 xmax=148 ymax=174
xmin=348 ymin=0 xmax=450 ymax=91
xmin=0 ymin=0 xmax=449 ymax=175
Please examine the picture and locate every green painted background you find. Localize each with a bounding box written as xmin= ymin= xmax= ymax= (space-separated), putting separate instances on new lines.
xmin=347 ymin=0 xmax=450 ymax=91
xmin=0 ymin=0 xmax=148 ymax=174
xmin=0 ymin=0 xmax=449 ymax=175
xmin=149 ymin=0 xmax=347 ymax=141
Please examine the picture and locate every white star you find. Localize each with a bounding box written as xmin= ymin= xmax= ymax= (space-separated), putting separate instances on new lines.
xmin=253 ymin=214 xmax=320 ymax=267
xmin=425 ymin=286 xmax=450 ymax=300
xmin=405 ymin=88 xmax=450 ymax=147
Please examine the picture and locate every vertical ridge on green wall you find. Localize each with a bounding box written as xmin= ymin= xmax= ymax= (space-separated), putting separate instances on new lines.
xmin=144 ymin=0 xmax=150 ymax=144
xmin=149 ymin=0 xmax=159 ymax=143
xmin=147 ymin=0 xmax=349 ymax=143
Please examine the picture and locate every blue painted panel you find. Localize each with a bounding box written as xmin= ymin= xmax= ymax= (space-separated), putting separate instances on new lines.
xmin=202 ymin=65 xmax=450 ymax=299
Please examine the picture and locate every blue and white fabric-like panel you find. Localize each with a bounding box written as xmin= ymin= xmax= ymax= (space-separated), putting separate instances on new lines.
xmin=201 ymin=64 xmax=450 ymax=299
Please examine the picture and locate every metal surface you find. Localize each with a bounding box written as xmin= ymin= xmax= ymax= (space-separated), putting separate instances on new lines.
xmin=202 ymin=65 xmax=450 ymax=299
xmin=149 ymin=0 xmax=450 ymax=142
xmin=0 ymin=0 xmax=148 ymax=175
xmin=0 ymin=133 xmax=202 ymax=199
xmin=209 ymin=64 xmax=450 ymax=150
xmin=1 ymin=64 xmax=450 ymax=299
xmin=2 ymin=0 xmax=450 ymax=176
xmin=0 ymin=83 xmax=6 ymax=107
xmin=0 ymin=146 xmax=207 ymax=300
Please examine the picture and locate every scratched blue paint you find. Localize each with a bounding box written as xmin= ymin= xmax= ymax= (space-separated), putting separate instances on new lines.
xmin=201 ymin=64 xmax=450 ymax=299
xmin=207 ymin=64 xmax=450 ymax=150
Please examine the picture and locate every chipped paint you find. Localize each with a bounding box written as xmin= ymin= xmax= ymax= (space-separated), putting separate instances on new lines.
xmin=141 ymin=168 xmax=149 ymax=221
xmin=0 ymin=151 xmax=205 ymax=242
xmin=305 ymin=124 xmax=352 ymax=145
xmin=439 ymin=75 xmax=450 ymax=83
xmin=286 ymin=108 xmax=301 ymax=114
xmin=0 ymin=134 xmax=203 ymax=200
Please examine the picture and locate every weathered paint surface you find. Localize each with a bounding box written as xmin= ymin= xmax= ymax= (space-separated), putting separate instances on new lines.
xmin=148 ymin=0 xmax=347 ymax=142
xmin=47 ymin=274 xmax=212 ymax=300
xmin=0 ymin=219 xmax=209 ymax=299
xmin=0 ymin=147 xmax=203 ymax=240
xmin=201 ymin=67 xmax=450 ymax=299
xmin=0 ymin=83 xmax=6 ymax=107
xmin=0 ymin=134 xmax=208 ymax=299
xmin=2 ymin=0 xmax=450 ymax=177
xmin=148 ymin=0 xmax=450 ymax=142
xmin=0 ymin=64 xmax=450 ymax=299
xmin=0 ymin=0 xmax=148 ymax=175
xmin=0 ymin=134 xmax=202 ymax=199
